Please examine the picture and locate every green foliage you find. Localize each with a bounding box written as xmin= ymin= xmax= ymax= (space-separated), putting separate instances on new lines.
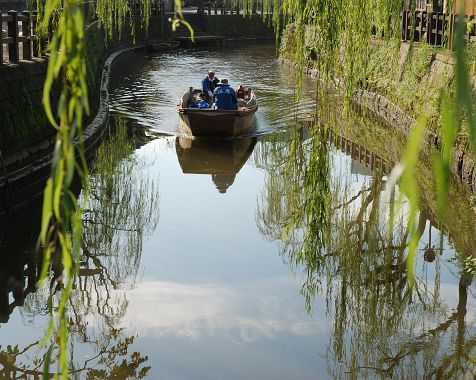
xmin=35 ymin=1 xmax=192 ymax=376
xmin=274 ymin=0 xmax=404 ymax=100
xmin=96 ymin=0 xmax=130 ymax=40
xmin=463 ymin=255 xmax=476 ymax=274
xmin=391 ymin=117 xmax=426 ymax=286
xmin=37 ymin=0 xmax=90 ymax=374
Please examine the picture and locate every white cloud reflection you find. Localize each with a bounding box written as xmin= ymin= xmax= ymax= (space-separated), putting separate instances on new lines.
xmin=122 ymin=278 xmax=325 ymax=342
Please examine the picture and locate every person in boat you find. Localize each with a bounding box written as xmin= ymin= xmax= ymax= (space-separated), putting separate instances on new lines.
xmin=236 ymin=84 xmax=245 ymax=99
xmin=191 ymin=92 xmax=211 ymax=108
xmin=201 ymin=69 xmax=220 ymax=100
xmin=213 ymin=78 xmax=238 ymax=110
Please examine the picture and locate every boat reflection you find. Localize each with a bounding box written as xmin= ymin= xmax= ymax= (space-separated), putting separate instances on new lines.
xmin=175 ymin=137 xmax=257 ymax=193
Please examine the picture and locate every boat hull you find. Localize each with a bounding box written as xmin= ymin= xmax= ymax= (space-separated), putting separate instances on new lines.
xmin=177 ymin=108 xmax=257 ymax=137
xmin=177 ymin=88 xmax=258 ymax=137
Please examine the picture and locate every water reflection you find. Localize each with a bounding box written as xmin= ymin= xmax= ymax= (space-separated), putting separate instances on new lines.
xmin=0 ymin=201 xmax=41 ymax=324
xmin=0 ymin=119 xmax=158 ymax=378
xmin=255 ymin=113 xmax=476 ymax=378
xmin=175 ymin=137 xmax=256 ymax=193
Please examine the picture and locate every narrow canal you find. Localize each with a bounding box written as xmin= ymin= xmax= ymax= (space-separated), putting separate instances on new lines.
xmin=0 ymin=42 xmax=475 ymax=378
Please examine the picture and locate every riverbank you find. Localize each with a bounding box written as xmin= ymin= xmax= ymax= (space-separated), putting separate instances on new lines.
xmin=279 ymin=23 xmax=476 ymax=195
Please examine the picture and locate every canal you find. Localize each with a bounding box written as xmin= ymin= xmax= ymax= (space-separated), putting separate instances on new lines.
xmin=0 ymin=42 xmax=475 ymax=378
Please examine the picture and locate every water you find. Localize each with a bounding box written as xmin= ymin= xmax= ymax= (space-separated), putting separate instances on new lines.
xmin=0 ymin=43 xmax=475 ymax=379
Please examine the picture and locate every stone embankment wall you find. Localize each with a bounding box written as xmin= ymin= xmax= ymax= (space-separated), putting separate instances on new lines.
xmin=279 ymin=24 xmax=476 ymax=194
xmin=0 ymin=23 xmax=108 ymax=168
xmin=0 ymin=60 xmax=53 ymax=157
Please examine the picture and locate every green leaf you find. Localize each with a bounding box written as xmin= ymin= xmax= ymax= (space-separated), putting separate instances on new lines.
xmin=53 ymin=159 xmax=65 ymax=221
xmin=42 ymin=344 xmax=54 ymax=379
xmin=41 ymin=178 xmax=54 ymax=243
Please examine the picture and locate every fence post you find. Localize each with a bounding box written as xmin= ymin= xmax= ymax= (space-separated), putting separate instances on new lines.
xmin=426 ymin=11 xmax=431 ymax=43
xmin=7 ymin=10 xmax=19 ymax=63
xmin=448 ymin=13 xmax=455 ymax=50
xmin=402 ymin=10 xmax=408 ymax=41
xmin=22 ymin=10 xmax=32 ymax=60
xmin=418 ymin=11 xmax=423 ymax=41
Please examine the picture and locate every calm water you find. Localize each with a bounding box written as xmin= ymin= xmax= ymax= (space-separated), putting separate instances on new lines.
xmin=0 ymin=43 xmax=475 ymax=379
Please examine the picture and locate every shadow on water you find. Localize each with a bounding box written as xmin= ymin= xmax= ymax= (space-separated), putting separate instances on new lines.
xmin=176 ymin=136 xmax=257 ymax=193
xmin=0 ymin=118 xmax=156 ymax=378
xmin=253 ymin=104 xmax=476 ymax=378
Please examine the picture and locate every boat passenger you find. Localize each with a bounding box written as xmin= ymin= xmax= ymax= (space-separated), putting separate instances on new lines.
xmin=202 ymin=69 xmax=220 ymax=100
xmin=236 ymin=84 xmax=245 ymax=99
xmin=191 ymin=92 xmax=211 ymax=108
xmin=213 ymin=79 xmax=238 ymax=110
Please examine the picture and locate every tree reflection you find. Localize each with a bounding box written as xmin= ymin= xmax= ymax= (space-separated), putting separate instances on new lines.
xmin=255 ymin=122 xmax=330 ymax=310
xmin=255 ymin=112 xmax=476 ymax=378
xmin=0 ymin=118 xmax=158 ymax=378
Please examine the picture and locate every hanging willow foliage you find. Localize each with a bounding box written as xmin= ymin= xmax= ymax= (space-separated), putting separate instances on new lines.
xmin=255 ymin=0 xmax=405 ymax=95
xmin=36 ymin=0 xmax=88 ymax=376
xmin=96 ymin=0 xmax=130 ymax=40
xmin=35 ymin=0 xmax=193 ymax=376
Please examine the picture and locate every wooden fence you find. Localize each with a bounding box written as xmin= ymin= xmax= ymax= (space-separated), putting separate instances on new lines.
xmin=400 ymin=10 xmax=475 ymax=49
xmin=0 ymin=10 xmax=39 ymax=65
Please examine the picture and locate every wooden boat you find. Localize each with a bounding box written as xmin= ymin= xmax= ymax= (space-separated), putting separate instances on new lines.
xmin=145 ymin=41 xmax=180 ymax=53
xmin=175 ymin=136 xmax=256 ymax=193
xmin=176 ymin=88 xmax=258 ymax=137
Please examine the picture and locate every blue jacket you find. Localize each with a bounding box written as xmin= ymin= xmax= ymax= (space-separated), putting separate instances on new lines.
xmin=202 ymin=76 xmax=220 ymax=94
xmin=191 ymin=99 xmax=211 ymax=108
xmin=213 ymin=84 xmax=238 ymax=110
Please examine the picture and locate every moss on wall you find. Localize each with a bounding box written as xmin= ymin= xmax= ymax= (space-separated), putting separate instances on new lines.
xmin=364 ymin=41 xmax=454 ymax=134
xmin=0 ymin=23 xmax=108 ymax=155
xmin=0 ymin=62 xmax=53 ymax=153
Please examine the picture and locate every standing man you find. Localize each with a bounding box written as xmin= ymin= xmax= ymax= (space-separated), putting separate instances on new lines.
xmin=213 ymin=79 xmax=238 ymax=110
xmin=202 ymin=69 xmax=220 ymax=101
